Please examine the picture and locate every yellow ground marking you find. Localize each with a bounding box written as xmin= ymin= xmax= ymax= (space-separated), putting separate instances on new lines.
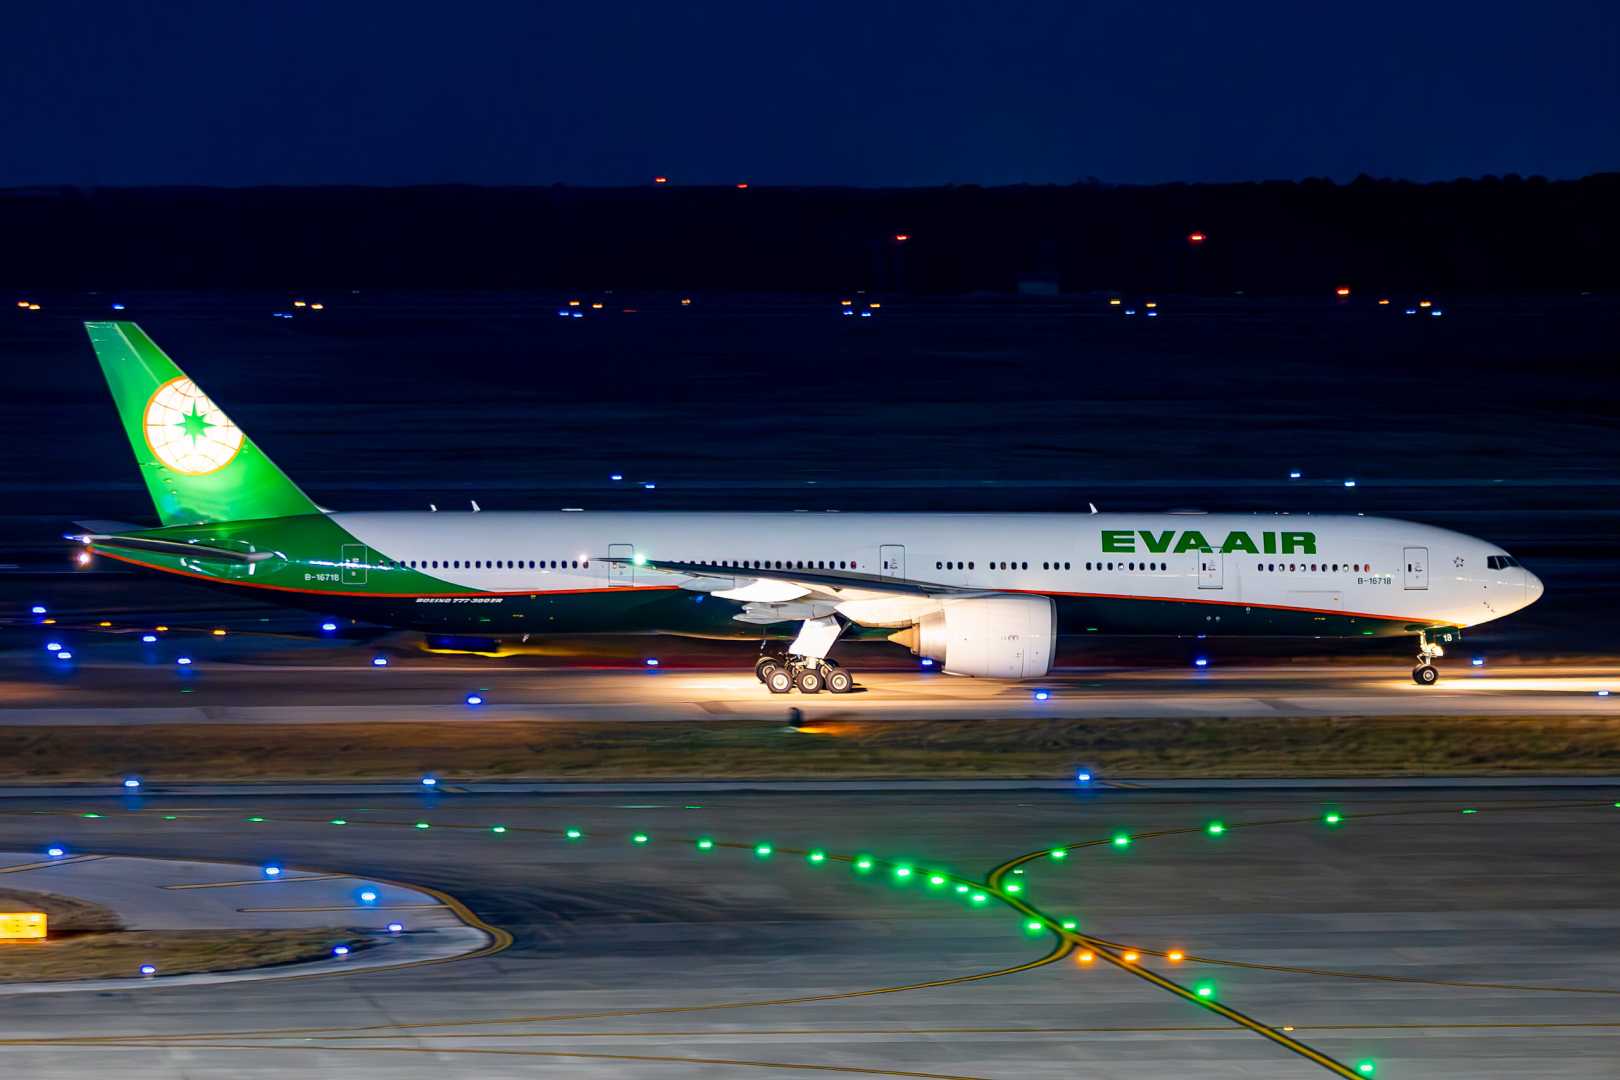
xmin=0 ymin=854 xmax=104 ymax=874
xmin=164 ymin=874 xmax=348 ymax=890
xmin=235 ymin=904 xmax=446 ymax=913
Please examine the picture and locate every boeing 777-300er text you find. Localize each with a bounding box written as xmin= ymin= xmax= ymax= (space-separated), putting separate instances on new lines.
xmin=72 ymin=322 xmax=1543 ymax=693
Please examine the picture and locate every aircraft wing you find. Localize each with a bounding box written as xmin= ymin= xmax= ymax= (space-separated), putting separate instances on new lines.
xmin=74 ymin=533 xmax=278 ymax=564
xmin=600 ymin=556 xmax=986 ymax=600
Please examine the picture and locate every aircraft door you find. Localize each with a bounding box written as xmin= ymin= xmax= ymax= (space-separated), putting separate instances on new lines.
xmin=607 ymin=543 xmax=634 ymax=586
xmin=1403 ymin=546 xmax=1429 ymax=590
xmin=340 ymin=543 xmax=368 ymax=585
xmin=879 ymin=544 xmax=906 ymax=579
xmin=1198 ymin=551 xmax=1223 ymax=589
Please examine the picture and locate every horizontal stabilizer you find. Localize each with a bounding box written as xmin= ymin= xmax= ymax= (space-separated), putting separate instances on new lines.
xmin=80 ymin=534 xmax=278 ymax=564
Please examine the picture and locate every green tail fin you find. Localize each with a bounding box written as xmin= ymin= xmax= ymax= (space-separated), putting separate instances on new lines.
xmin=85 ymin=321 xmax=320 ymax=525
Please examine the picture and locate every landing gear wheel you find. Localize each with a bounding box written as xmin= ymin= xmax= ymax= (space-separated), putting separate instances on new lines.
xmin=824 ymin=667 xmax=854 ymax=694
xmin=1412 ymin=664 xmax=1439 ymax=686
xmin=766 ymin=668 xmax=794 ymax=694
xmin=795 ymin=669 xmax=824 ymax=694
xmin=755 ymin=656 xmax=781 ymax=684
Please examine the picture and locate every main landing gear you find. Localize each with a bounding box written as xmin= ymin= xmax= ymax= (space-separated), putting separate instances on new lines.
xmin=1411 ymin=627 xmax=1460 ymax=686
xmin=755 ymin=653 xmax=855 ymax=694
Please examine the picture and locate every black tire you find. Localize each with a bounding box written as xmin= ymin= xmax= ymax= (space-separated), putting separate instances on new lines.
xmin=825 ymin=667 xmax=854 ymax=694
xmin=766 ymin=669 xmax=794 ymax=694
xmin=755 ymin=656 xmax=780 ymax=684
xmin=795 ymin=669 xmax=824 ymax=694
xmin=1412 ymin=664 xmax=1439 ymax=686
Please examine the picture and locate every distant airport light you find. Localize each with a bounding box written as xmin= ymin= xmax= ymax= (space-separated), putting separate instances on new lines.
xmin=1060 ymin=919 xmax=1077 ymax=930
xmin=590 ymin=302 xmax=604 ymax=310
xmin=1108 ymin=298 xmax=1122 ymax=306
xmin=1195 ymin=982 xmax=1215 ymax=999
xmin=859 ymin=311 xmax=872 ymax=317
xmin=155 ymin=625 xmax=168 ymax=632
xmin=1405 ymin=308 xmax=1417 ymax=315
xmin=414 ymin=822 xmax=430 ymax=829
xmin=1075 ymin=770 xmax=1092 ymax=783
xmin=1167 ymin=949 xmax=1185 ymax=962
xmin=697 ymin=837 xmax=715 ymax=850
xmin=894 ymin=233 xmax=910 ymax=242
xmin=610 ymin=473 xmax=624 ymax=481
xmin=893 ymin=864 xmax=912 ymax=879
xmin=211 ymin=628 xmax=226 ymax=637
xmin=1004 ymin=881 xmax=1022 ymax=893
xmin=1335 ymin=286 xmax=1351 ymax=297
xmin=1418 ymin=299 xmax=1432 ymax=308
xmin=387 ymin=922 xmax=404 ymax=933
xmin=1025 ymin=920 xmax=1043 ymax=934
xmin=679 ymin=298 xmax=692 ymax=306
xmin=294 ymin=300 xmax=307 ymax=307
xmin=953 ymin=883 xmax=969 ymax=894
xmin=1343 ymin=479 xmax=1357 ymax=488
xmin=77 ymin=551 xmax=92 ymax=565
xmin=122 ymin=778 xmax=141 ymax=790
xmin=359 ymin=890 xmax=378 ymax=904
xmin=1471 ymin=657 xmax=1485 ymax=667
xmin=111 ymin=303 xmax=125 ymax=310
xmin=645 ymin=657 xmax=660 ymax=667
xmin=1377 ymin=298 xmax=1390 ymax=305
xmin=330 ymin=818 xmax=347 ymax=825
xmin=643 ymin=482 xmax=657 ymax=490
xmin=176 ymin=657 xmax=193 ymax=666
xmin=1206 ymin=821 xmax=1225 ymax=836
xmin=46 ymin=847 xmax=65 ymax=858
xmin=1599 ymin=690 xmax=1611 ymax=697
xmin=1032 ymin=690 xmax=1050 ymax=701
xmin=808 ymin=850 xmax=827 ymax=864
xmin=420 ymin=776 xmax=437 ymax=787
xmin=1122 ymin=950 xmax=1140 ymax=962
xmin=310 ymin=303 xmax=324 ymax=311
xmin=56 ymin=651 xmax=73 ymax=660
xmin=331 ymin=945 xmax=350 ymax=957
xmin=854 ymin=856 xmax=874 ymax=872
xmin=565 ymin=828 xmax=583 ymax=839
xmin=754 ymin=842 xmax=774 ymax=858
xmin=869 ymin=302 xmax=882 ymax=309
xmin=920 ymin=657 xmax=935 ymax=667
xmin=465 ymin=693 xmax=484 ymax=705
xmin=1461 ymin=808 xmax=1478 ymax=814
xmin=139 ymin=964 xmax=157 ymax=976
xmin=141 ymin=634 xmax=157 ymax=643
xmin=1430 ymin=309 xmax=1444 ymax=317
xmin=1187 ymin=231 xmax=1206 ymax=244
xmin=1124 ymin=309 xmax=1136 ymax=316
xmin=1324 ymin=812 xmax=1343 ymax=825
xmin=928 ymin=873 xmax=946 ymax=886
xmin=1356 ymin=1063 xmax=1376 ymax=1077
xmin=1077 ymin=950 xmax=1095 ymax=963
xmin=320 ymin=622 xmax=337 ymax=632
xmin=1146 ymin=310 xmax=1159 ymax=318
xmin=1112 ymin=833 xmax=1131 ymax=848
xmin=654 ymin=176 xmax=668 ymax=184
xmin=1289 ymin=470 xmax=1302 ymax=479
xmin=45 ymin=642 xmax=60 ymax=652
xmin=1194 ymin=657 xmax=1209 ymax=668
xmin=98 ymin=621 xmax=112 ymax=628
xmin=970 ymin=892 xmax=988 ymax=904
xmin=262 ymin=865 xmax=282 ymax=877
xmin=30 ymin=605 xmax=46 ymax=614
xmin=1049 ymin=847 xmax=1067 ymax=860
xmin=735 ymin=182 xmax=749 ymax=189
xmin=567 ymin=299 xmax=581 ymax=307
xmin=371 ymin=657 xmax=388 ymax=666
xmin=632 ymin=832 xmax=650 ymax=844
xmin=1144 ymin=301 xmax=1157 ymax=309
xmin=491 ymin=825 xmax=507 ymax=833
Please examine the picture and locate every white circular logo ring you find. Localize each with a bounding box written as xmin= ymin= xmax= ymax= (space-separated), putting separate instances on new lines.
xmin=142 ymin=377 xmax=244 ymax=476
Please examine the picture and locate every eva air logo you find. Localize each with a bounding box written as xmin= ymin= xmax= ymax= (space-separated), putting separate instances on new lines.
xmin=142 ymin=377 xmax=244 ymax=475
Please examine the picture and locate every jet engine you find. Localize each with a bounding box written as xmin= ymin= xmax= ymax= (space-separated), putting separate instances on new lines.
xmin=888 ymin=595 xmax=1056 ymax=678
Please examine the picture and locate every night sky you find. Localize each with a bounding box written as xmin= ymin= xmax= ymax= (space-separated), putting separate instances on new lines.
xmin=6 ymin=0 xmax=1618 ymax=188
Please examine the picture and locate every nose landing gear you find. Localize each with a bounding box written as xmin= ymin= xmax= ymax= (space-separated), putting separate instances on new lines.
xmin=1411 ymin=626 xmax=1462 ymax=686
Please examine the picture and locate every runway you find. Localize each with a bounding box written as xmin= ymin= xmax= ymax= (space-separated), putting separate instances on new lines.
xmin=3 ymin=634 xmax=1618 ymax=726
xmin=1 ymin=783 xmax=1617 ymax=1078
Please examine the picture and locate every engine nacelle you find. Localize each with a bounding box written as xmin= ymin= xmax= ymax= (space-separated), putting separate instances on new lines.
xmin=888 ymin=595 xmax=1055 ymax=679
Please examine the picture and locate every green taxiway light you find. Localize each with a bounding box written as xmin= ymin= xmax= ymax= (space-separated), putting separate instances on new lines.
xmin=246 ymin=816 xmax=265 ymax=823
xmin=1005 ymin=881 xmax=1023 ymax=894
xmin=954 ymin=884 xmax=969 ymax=894
xmin=162 ymin=815 xmax=177 ymax=821
xmin=329 ymin=819 xmax=347 ymax=826
xmin=1206 ymin=821 xmax=1225 ymax=836
xmin=893 ymin=865 xmax=913 ymax=880
xmin=927 ymin=874 xmax=946 ymax=887
xmin=1112 ymin=833 xmax=1131 ymax=848
xmin=1356 ymin=1062 xmax=1376 ymax=1076
xmin=1049 ymin=847 xmax=1067 ymax=860
xmin=1461 ymin=808 xmax=1478 ymax=814
xmin=491 ymin=825 xmax=507 ymax=834
xmin=632 ymin=833 xmax=650 ymax=844
xmin=854 ymin=857 xmax=874 ymax=872
xmin=1061 ymin=919 xmax=1078 ymax=930
xmin=1025 ymin=919 xmax=1044 ymax=934
xmin=697 ymin=837 xmax=715 ymax=850
xmin=1324 ymin=813 xmax=1342 ymax=826
xmin=971 ymin=892 xmax=988 ymax=904
xmin=565 ymin=828 xmax=583 ymax=839
xmin=807 ymin=850 xmax=826 ymax=863
xmin=754 ymin=843 xmax=773 ymax=858
xmin=81 ymin=813 xmax=101 ymax=819
xmin=414 ymin=822 xmax=431 ymax=830
xmin=1194 ymin=982 xmax=1215 ymax=999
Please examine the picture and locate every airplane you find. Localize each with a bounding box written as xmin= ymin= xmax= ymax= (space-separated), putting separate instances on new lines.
xmin=74 ymin=321 xmax=1543 ymax=693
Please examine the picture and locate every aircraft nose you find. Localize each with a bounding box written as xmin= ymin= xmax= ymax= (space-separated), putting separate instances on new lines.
xmin=1524 ymin=570 xmax=1544 ymax=607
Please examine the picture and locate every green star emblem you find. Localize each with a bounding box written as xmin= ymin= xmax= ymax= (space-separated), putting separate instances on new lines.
xmin=176 ymin=404 xmax=214 ymax=444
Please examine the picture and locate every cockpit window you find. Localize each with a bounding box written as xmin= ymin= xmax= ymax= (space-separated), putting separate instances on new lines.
xmin=1486 ymin=555 xmax=1520 ymax=570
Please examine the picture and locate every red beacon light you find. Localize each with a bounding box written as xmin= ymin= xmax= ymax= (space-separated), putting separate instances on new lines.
xmin=735 ymin=182 xmax=750 ymax=190
xmin=1187 ymin=231 xmax=1206 ymax=244
xmin=894 ymin=233 xmax=910 ymax=242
